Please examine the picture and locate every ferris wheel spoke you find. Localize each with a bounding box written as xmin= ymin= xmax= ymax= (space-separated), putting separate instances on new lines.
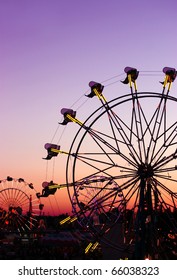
xmin=104 ymin=108 xmax=122 ymax=154
xmin=157 ymin=120 xmax=177 ymax=145
xmin=153 ymin=178 xmax=177 ymax=201
xmin=155 ymin=166 xmax=177 ymax=174
xmin=2 ymin=188 xmax=10 ymax=203
xmin=76 ymin=153 xmax=116 ymax=167
xmin=114 ymin=175 xmax=140 ymax=192
xmin=11 ymin=187 xmax=18 ymax=201
xmin=13 ymin=189 xmax=23 ymax=203
xmin=79 ymin=186 xmax=118 ymax=208
xmin=76 ymin=152 xmax=137 ymax=174
xmin=148 ymin=96 xmax=172 ymax=164
xmin=17 ymin=195 xmax=29 ymax=207
xmin=7 ymin=188 xmax=11 ymax=201
xmin=106 ymin=109 xmax=142 ymax=164
xmin=0 ymin=193 xmax=8 ymax=206
xmin=75 ymin=166 xmax=118 ymax=183
xmin=156 ymin=176 xmax=177 ymax=194
xmin=87 ymin=127 xmax=138 ymax=168
xmin=129 ymin=95 xmax=147 ymax=163
xmin=72 ymin=154 xmax=137 ymax=184
xmin=122 ymin=181 xmax=140 ymax=206
xmin=155 ymin=173 xmax=177 ymax=185
xmin=87 ymin=127 xmax=118 ymax=153
xmin=77 ymin=145 xmax=137 ymax=171
xmin=153 ymin=149 xmax=177 ymax=170
xmin=134 ymin=96 xmax=154 ymax=140
xmin=150 ymin=183 xmax=174 ymax=210
xmin=152 ymin=124 xmax=177 ymax=165
xmin=144 ymin=97 xmax=164 ymax=144
xmin=82 ymin=131 xmax=120 ymax=167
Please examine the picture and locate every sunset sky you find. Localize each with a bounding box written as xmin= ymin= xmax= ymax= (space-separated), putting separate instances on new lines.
xmin=1 ymin=0 xmax=177 ymax=215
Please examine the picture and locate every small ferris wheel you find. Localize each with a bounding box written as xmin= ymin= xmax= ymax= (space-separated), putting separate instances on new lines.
xmin=0 ymin=176 xmax=44 ymax=233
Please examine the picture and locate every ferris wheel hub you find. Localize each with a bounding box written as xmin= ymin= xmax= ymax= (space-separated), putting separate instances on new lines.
xmin=137 ymin=163 xmax=154 ymax=179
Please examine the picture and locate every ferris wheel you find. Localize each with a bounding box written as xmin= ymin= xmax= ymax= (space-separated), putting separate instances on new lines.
xmin=71 ymin=175 xmax=125 ymax=231
xmin=43 ymin=67 xmax=177 ymax=259
xmin=0 ymin=176 xmax=44 ymax=233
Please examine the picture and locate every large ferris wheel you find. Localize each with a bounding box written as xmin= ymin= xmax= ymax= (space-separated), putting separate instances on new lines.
xmin=42 ymin=67 xmax=177 ymax=259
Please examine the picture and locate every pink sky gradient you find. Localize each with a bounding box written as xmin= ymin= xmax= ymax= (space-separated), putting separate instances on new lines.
xmin=1 ymin=0 xmax=177 ymax=215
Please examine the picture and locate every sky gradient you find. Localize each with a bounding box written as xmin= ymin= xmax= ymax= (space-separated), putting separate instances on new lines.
xmin=1 ymin=0 xmax=177 ymax=215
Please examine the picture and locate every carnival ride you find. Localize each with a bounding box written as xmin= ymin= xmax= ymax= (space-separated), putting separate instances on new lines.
xmin=40 ymin=66 xmax=177 ymax=259
xmin=0 ymin=176 xmax=44 ymax=233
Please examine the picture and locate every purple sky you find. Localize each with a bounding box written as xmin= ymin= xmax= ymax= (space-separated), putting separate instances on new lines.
xmin=1 ymin=0 xmax=177 ymax=215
